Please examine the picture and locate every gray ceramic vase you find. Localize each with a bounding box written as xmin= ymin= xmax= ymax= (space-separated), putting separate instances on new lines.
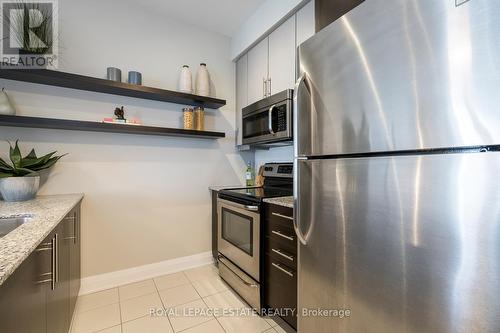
xmin=128 ymin=71 xmax=142 ymax=85
xmin=107 ymin=67 xmax=122 ymax=82
xmin=0 ymin=176 xmax=40 ymax=202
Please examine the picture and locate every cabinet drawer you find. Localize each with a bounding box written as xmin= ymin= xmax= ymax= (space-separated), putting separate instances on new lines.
xmin=265 ymin=205 xmax=294 ymax=237
xmin=264 ymin=254 xmax=297 ymax=329
xmin=267 ymin=227 xmax=296 ymax=250
xmin=267 ymin=241 xmax=297 ymax=270
xmin=265 ymin=204 xmax=293 ymax=223
xmin=265 ymin=233 xmax=296 ymax=256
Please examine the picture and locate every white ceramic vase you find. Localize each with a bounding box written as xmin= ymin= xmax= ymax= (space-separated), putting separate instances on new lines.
xmin=179 ymin=65 xmax=193 ymax=94
xmin=195 ymin=63 xmax=210 ymax=97
xmin=0 ymin=88 xmax=16 ymax=115
xmin=0 ymin=176 xmax=40 ymax=202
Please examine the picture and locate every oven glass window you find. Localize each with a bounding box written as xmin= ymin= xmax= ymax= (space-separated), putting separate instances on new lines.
xmin=221 ymin=208 xmax=253 ymax=256
xmin=243 ymin=111 xmax=270 ymax=139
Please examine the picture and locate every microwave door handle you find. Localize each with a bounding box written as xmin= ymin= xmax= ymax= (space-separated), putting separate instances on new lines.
xmin=268 ymin=105 xmax=276 ymax=135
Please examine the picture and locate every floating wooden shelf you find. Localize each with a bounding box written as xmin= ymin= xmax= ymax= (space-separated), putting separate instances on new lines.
xmin=0 ymin=66 xmax=226 ymax=109
xmin=0 ymin=115 xmax=225 ymax=139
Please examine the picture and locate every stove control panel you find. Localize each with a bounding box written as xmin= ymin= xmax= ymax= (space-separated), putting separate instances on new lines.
xmin=262 ymin=163 xmax=293 ymax=178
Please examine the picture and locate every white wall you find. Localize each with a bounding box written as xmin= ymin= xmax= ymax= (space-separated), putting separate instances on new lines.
xmin=231 ymin=0 xmax=307 ymax=60
xmin=0 ymin=0 xmax=251 ymax=277
xmin=255 ymin=146 xmax=294 ymax=169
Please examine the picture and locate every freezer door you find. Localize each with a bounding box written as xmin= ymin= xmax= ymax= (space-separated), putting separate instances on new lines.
xmin=296 ymin=152 xmax=500 ymax=333
xmin=295 ymin=0 xmax=500 ymax=157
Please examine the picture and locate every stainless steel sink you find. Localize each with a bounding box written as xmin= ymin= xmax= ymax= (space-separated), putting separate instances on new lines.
xmin=0 ymin=215 xmax=34 ymax=238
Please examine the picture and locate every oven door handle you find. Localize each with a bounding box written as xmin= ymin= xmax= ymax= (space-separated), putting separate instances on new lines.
xmin=268 ymin=104 xmax=276 ymax=135
xmin=244 ymin=205 xmax=259 ymax=212
xmin=218 ymin=198 xmax=260 ymax=214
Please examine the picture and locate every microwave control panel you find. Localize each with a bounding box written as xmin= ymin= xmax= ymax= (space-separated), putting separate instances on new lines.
xmin=273 ymin=105 xmax=288 ymax=132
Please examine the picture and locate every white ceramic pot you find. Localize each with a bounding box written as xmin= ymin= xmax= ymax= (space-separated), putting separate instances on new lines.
xmin=0 ymin=88 xmax=16 ymax=115
xmin=195 ymin=63 xmax=210 ymax=96
xmin=0 ymin=176 xmax=40 ymax=202
xmin=179 ymin=65 xmax=193 ymax=93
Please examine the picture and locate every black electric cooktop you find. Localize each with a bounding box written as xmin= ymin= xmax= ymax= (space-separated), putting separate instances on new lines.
xmin=218 ymin=162 xmax=293 ymax=204
xmin=220 ymin=186 xmax=292 ymax=201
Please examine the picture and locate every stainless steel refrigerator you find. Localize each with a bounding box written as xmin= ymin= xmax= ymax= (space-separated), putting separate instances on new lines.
xmin=293 ymin=0 xmax=500 ymax=332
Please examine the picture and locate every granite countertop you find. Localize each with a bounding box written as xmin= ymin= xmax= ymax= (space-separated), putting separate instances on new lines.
xmin=0 ymin=194 xmax=84 ymax=286
xmin=264 ymin=196 xmax=294 ymax=209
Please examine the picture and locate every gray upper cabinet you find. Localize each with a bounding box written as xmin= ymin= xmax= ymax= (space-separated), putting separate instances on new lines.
xmin=236 ymin=54 xmax=248 ymax=146
xmin=269 ymin=15 xmax=296 ymax=95
xmin=296 ymin=0 xmax=316 ymax=47
xmin=296 ymin=0 xmax=316 ymax=77
xmin=247 ymin=37 xmax=269 ymax=105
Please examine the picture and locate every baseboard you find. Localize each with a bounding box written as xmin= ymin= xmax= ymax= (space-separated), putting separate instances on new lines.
xmin=79 ymin=251 xmax=214 ymax=295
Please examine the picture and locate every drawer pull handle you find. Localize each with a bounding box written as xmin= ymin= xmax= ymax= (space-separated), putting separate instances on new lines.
xmin=272 ymin=230 xmax=294 ymax=241
xmin=272 ymin=212 xmax=293 ymax=221
xmin=35 ymin=247 xmax=52 ymax=252
xmin=272 ymin=263 xmax=294 ymax=277
xmin=272 ymin=248 xmax=294 ymax=262
xmin=36 ymin=279 xmax=53 ymax=285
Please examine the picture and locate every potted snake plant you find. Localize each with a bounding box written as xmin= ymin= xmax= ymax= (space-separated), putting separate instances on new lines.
xmin=0 ymin=141 xmax=66 ymax=202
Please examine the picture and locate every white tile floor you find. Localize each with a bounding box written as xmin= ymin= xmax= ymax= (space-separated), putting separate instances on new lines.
xmin=70 ymin=264 xmax=296 ymax=333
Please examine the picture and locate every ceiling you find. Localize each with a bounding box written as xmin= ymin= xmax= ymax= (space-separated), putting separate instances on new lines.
xmin=135 ymin=0 xmax=267 ymax=37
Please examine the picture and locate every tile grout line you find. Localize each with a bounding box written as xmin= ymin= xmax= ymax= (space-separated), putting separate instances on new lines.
xmin=176 ymin=317 xmax=223 ymax=333
xmin=117 ymin=287 xmax=124 ymax=333
xmin=184 ymin=265 xmax=225 ymax=332
xmin=152 ymin=275 xmax=176 ymax=333
xmin=195 ymin=266 xmax=230 ymax=333
xmin=74 ymin=300 xmax=120 ymax=315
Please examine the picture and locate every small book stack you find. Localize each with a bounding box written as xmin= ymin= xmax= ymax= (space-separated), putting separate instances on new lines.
xmin=102 ymin=118 xmax=141 ymax=126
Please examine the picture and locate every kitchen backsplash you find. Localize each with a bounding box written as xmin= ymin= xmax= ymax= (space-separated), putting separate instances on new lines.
xmin=255 ymin=145 xmax=293 ymax=168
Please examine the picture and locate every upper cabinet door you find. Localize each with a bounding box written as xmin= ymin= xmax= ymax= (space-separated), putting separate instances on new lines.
xmin=268 ymin=15 xmax=296 ymax=95
xmin=236 ymin=54 xmax=248 ymax=146
xmin=297 ymin=0 xmax=316 ymax=78
xmin=247 ymin=38 xmax=269 ymax=105
xmin=296 ymin=0 xmax=315 ymax=47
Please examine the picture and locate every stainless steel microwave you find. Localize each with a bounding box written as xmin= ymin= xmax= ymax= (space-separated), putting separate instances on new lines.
xmin=242 ymin=89 xmax=293 ymax=146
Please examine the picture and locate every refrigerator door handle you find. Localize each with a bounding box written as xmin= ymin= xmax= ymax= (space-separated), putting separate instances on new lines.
xmin=293 ymin=72 xmax=312 ymax=158
xmin=294 ymin=158 xmax=309 ymax=246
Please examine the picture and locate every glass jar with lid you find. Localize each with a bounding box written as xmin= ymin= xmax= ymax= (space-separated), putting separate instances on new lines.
xmin=194 ymin=106 xmax=204 ymax=131
xmin=182 ymin=107 xmax=194 ymax=129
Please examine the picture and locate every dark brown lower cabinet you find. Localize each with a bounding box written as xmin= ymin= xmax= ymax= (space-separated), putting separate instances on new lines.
xmin=47 ymin=218 xmax=71 ymax=333
xmin=211 ymin=189 xmax=218 ymax=262
xmin=0 ymin=244 xmax=47 ymax=333
xmin=0 ymin=202 xmax=81 ymax=333
xmin=69 ymin=206 xmax=81 ymax=319
xmin=263 ymin=203 xmax=297 ymax=329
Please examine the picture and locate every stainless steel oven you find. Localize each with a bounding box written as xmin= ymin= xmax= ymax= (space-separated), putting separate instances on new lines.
xmin=217 ymin=198 xmax=261 ymax=309
xmin=216 ymin=163 xmax=294 ymax=311
xmin=217 ymin=198 xmax=260 ymax=280
xmin=242 ymin=89 xmax=293 ymax=146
